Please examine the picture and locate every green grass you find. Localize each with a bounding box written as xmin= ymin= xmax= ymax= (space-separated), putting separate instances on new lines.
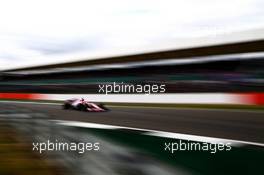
xmin=76 ymin=127 xmax=264 ymax=175
xmin=0 ymin=121 xmax=62 ymax=175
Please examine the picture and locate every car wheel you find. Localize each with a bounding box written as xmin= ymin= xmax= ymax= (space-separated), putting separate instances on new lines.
xmin=63 ymin=103 xmax=71 ymax=109
xmin=77 ymin=104 xmax=86 ymax=111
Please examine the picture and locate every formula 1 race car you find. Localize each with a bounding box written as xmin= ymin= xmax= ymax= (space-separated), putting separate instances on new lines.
xmin=63 ymin=98 xmax=108 ymax=112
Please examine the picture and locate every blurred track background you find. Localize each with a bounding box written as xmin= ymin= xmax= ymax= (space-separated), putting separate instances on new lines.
xmin=1 ymin=39 xmax=264 ymax=175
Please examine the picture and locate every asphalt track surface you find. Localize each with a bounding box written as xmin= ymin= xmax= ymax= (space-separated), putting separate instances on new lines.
xmin=3 ymin=102 xmax=264 ymax=144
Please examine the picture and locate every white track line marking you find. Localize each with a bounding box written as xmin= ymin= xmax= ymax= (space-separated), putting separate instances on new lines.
xmin=145 ymin=132 xmax=264 ymax=147
xmin=54 ymin=120 xmax=264 ymax=147
xmin=54 ymin=120 xmax=117 ymax=129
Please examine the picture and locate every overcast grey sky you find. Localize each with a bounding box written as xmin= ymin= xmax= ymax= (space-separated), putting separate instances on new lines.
xmin=0 ymin=0 xmax=264 ymax=70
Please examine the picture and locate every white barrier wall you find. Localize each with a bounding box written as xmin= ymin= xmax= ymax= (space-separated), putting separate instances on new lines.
xmin=1 ymin=93 xmax=263 ymax=105
xmin=43 ymin=94 xmax=240 ymax=104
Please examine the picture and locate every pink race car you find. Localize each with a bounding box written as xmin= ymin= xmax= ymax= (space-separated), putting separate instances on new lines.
xmin=63 ymin=98 xmax=108 ymax=112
